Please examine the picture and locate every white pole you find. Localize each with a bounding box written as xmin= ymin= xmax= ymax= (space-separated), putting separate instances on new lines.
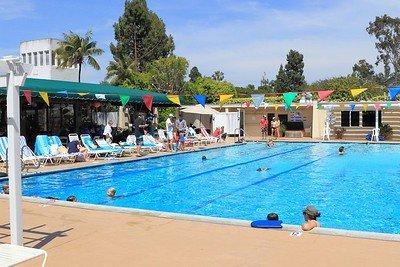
xmin=375 ymin=110 xmax=379 ymax=142
xmin=6 ymin=70 xmax=23 ymax=245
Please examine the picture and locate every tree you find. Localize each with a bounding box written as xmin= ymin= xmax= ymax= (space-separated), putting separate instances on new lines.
xmin=147 ymin=56 xmax=189 ymax=94
xmin=258 ymin=72 xmax=274 ymax=93
xmin=284 ymin=49 xmax=305 ymax=91
xmin=274 ymin=65 xmax=287 ymax=93
xmin=352 ymin=59 xmax=375 ymax=81
xmin=187 ymin=77 xmax=236 ymax=103
xmin=56 ymin=30 xmax=103 ymax=82
xmin=212 ymin=70 xmax=224 ymax=81
xmin=111 ymin=0 xmax=174 ymax=72
xmin=366 ymin=15 xmax=400 ymax=84
xmin=189 ymin=66 xmax=202 ymax=82
xmin=106 ymin=44 xmax=138 ymax=85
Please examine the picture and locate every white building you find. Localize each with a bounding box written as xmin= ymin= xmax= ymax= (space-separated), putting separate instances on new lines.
xmin=20 ymin=38 xmax=79 ymax=82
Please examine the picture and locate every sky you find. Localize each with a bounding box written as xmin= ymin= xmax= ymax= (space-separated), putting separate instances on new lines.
xmin=1 ymin=0 xmax=400 ymax=86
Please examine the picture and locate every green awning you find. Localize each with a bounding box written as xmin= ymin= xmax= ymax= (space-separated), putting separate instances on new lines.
xmin=0 ymin=78 xmax=179 ymax=106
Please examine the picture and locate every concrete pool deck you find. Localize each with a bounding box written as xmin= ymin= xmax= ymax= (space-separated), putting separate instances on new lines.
xmin=0 ymin=199 xmax=399 ymax=267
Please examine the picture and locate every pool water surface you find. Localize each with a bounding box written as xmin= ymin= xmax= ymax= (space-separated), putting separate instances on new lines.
xmin=9 ymin=142 xmax=400 ymax=234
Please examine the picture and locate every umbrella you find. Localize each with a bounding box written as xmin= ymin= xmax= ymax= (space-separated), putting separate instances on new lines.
xmin=180 ymin=104 xmax=220 ymax=115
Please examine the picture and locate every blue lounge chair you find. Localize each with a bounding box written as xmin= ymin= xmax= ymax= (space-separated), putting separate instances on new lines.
xmin=33 ymin=135 xmax=62 ymax=165
xmin=0 ymin=136 xmax=42 ymax=169
xmin=80 ymin=134 xmax=114 ymax=159
xmin=95 ymin=139 xmax=125 ymax=157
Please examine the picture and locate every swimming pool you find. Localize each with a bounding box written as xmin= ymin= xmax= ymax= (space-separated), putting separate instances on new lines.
xmin=7 ymin=142 xmax=400 ymax=234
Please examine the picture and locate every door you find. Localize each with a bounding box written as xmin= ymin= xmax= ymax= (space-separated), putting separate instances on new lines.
xmin=267 ymin=113 xmax=274 ymax=135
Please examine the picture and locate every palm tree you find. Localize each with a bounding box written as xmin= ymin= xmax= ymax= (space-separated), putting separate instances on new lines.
xmin=106 ymin=44 xmax=138 ymax=85
xmin=56 ymin=30 xmax=104 ymax=82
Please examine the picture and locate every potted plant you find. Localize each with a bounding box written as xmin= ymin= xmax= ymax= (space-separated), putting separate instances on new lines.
xmin=379 ymin=124 xmax=393 ymax=140
xmin=334 ymin=127 xmax=346 ymax=139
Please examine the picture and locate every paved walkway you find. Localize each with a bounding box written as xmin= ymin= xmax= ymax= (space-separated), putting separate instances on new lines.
xmin=0 ymin=200 xmax=399 ymax=267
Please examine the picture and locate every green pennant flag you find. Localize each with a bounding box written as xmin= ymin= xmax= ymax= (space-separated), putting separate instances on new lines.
xmin=120 ymin=95 xmax=130 ymax=107
xmin=387 ymin=101 xmax=392 ymax=108
xmin=282 ymin=92 xmax=297 ymax=110
xmin=317 ymin=103 xmax=322 ymax=109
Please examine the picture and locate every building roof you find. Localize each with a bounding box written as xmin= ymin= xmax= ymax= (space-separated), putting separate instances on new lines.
xmin=0 ymin=78 xmax=178 ymax=106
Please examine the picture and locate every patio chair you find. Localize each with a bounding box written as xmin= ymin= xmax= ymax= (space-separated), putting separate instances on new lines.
xmin=33 ymin=135 xmax=63 ymax=165
xmin=19 ymin=136 xmax=42 ymax=168
xmin=80 ymin=134 xmax=113 ymax=159
xmin=143 ymin=134 xmax=165 ymax=151
xmin=68 ymin=133 xmax=80 ymax=142
xmin=95 ymin=138 xmax=125 ymax=157
xmin=48 ymin=135 xmax=80 ymax=163
xmin=200 ymin=127 xmax=218 ymax=143
xmin=0 ymin=244 xmax=47 ymax=267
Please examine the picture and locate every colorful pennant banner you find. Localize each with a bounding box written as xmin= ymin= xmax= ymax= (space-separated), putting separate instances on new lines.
xmin=95 ymin=94 xmax=106 ymax=100
xmin=388 ymin=87 xmax=400 ymax=101
xmin=362 ymin=103 xmax=368 ymax=111
xmin=77 ymin=93 xmax=89 ymax=96
xmin=283 ymin=92 xmax=297 ymax=110
xmin=244 ymin=101 xmax=251 ymax=108
xmin=120 ymin=95 xmax=130 ymax=107
xmin=167 ymin=95 xmax=181 ymax=106
xmin=317 ymin=90 xmax=334 ymax=101
xmin=39 ymin=92 xmax=49 ymax=106
xmin=194 ymin=95 xmax=206 ymax=107
xmin=23 ymin=90 xmax=32 ymax=105
xmin=350 ymin=88 xmax=367 ymax=97
xmin=219 ymin=94 xmax=233 ymax=106
xmin=349 ymin=103 xmax=356 ymax=111
xmin=374 ymin=103 xmax=381 ymax=110
xmin=142 ymin=95 xmax=153 ymax=111
xmin=251 ymin=94 xmax=265 ymax=109
xmin=387 ymin=101 xmax=392 ymax=109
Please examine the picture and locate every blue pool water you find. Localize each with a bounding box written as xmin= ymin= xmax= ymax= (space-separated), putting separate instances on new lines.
xmin=8 ymin=142 xmax=400 ymax=234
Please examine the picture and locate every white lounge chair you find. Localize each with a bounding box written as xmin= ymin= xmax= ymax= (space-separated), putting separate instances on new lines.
xmin=200 ymin=127 xmax=218 ymax=143
xmin=0 ymin=244 xmax=47 ymax=267
xmin=80 ymin=134 xmax=114 ymax=159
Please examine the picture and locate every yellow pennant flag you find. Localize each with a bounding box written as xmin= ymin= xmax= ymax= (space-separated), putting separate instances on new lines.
xmin=219 ymin=94 xmax=233 ymax=106
xmin=350 ymin=88 xmax=367 ymax=97
xmin=362 ymin=103 xmax=368 ymax=111
xmin=274 ymin=104 xmax=279 ymax=111
xmin=339 ymin=103 xmax=345 ymax=109
xmin=293 ymin=103 xmax=300 ymax=109
xmin=167 ymin=95 xmax=181 ymax=106
xmin=39 ymin=92 xmax=49 ymax=106
xmin=78 ymin=92 xmax=89 ymax=96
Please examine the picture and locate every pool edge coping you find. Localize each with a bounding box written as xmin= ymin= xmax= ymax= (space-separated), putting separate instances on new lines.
xmin=3 ymin=195 xmax=399 ymax=243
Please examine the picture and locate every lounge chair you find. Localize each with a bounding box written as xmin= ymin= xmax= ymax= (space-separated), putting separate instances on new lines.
xmin=0 ymin=244 xmax=47 ymax=267
xmin=48 ymin=135 xmax=80 ymax=163
xmin=80 ymin=134 xmax=114 ymax=159
xmin=68 ymin=133 xmax=80 ymax=142
xmin=95 ymin=138 xmax=125 ymax=157
xmin=33 ymin=135 xmax=63 ymax=165
xmin=19 ymin=136 xmax=41 ymax=168
xmin=157 ymin=129 xmax=168 ymax=143
xmin=200 ymin=127 xmax=218 ymax=143
xmin=143 ymin=134 xmax=165 ymax=151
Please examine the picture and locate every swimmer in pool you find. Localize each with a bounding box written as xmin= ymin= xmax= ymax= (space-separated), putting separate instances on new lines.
xmin=267 ymin=139 xmax=275 ymax=148
xmin=202 ymin=156 xmax=207 ymax=161
xmin=257 ymin=167 xmax=270 ymax=172
xmin=107 ymin=187 xmax=116 ymax=197
xmin=338 ymin=146 xmax=345 ymax=155
xmin=66 ymin=195 xmax=77 ymax=202
xmin=301 ymin=205 xmax=321 ymax=231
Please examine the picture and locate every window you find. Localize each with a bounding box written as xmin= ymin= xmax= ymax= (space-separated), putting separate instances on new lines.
xmin=28 ymin=53 xmax=32 ymax=64
xmin=341 ymin=111 xmax=359 ymax=127
xmin=22 ymin=54 xmax=26 ymax=63
xmin=39 ymin=51 xmax=44 ymax=66
xmin=51 ymin=51 xmax=56 ymax=65
xmin=362 ymin=111 xmax=382 ymax=127
xmin=45 ymin=51 xmax=50 ymax=65
xmin=33 ymin=52 xmax=38 ymax=66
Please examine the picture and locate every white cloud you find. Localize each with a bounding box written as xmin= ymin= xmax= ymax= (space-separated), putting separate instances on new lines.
xmin=0 ymin=0 xmax=34 ymax=20
xmin=168 ymin=0 xmax=400 ymax=86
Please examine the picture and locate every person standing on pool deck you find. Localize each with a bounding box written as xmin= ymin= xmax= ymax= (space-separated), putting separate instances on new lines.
xmin=259 ymin=115 xmax=269 ymax=140
xmin=134 ymin=114 xmax=148 ymax=156
xmin=165 ymin=114 xmax=175 ymax=151
xmin=103 ymin=120 xmax=113 ymax=143
xmin=301 ymin=205 xmax=321 ymax=231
